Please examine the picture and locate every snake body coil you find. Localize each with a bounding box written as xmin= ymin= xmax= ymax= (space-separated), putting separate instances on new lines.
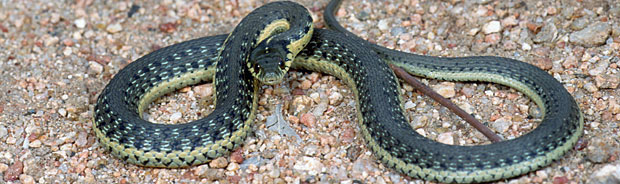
xmin=94 ymin=1 xmax=583 ymax=183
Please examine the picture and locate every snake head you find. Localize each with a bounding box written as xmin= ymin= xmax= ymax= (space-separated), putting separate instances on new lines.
xmin=249 ymin=42 xmax=291 ymax=85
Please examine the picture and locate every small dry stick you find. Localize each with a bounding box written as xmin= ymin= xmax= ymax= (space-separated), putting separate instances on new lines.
xmin=390 ymin=64 xmax=503 ymax=143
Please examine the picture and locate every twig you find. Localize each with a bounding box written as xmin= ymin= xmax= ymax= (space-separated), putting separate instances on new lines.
xmin=390 ymin=64 xmax=502 ymax=143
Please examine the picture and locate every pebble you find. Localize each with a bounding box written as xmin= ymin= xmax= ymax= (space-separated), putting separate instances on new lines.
xmin=586 ymin=138 xmax=615 ymax=163
xmin=482 ymin=21 xmax=502 ymax=34
xmin=328 ymin=92 xmax=343 ymax=105
xmin=58 ymin=108 xmax=67 ymax=117
xmin=377 ymin=19 xmax=389 ymax=31
xmin=88 ymin=61 xmax=104 ymax=74
xmin=0 ymin=125 xmax=7 ymax=138
xmin=300 ymin=113 xmax=316 ymax=127
xmin=589 ymin=60 xmax=609 ymax=76
xmin=595 ymin=74 xmax=619 ymax=89
xmin=28 ymin=140 xmax=41 ymax=148
xmin=584 ymin=82 xmax=598 ymax=92
xmin=437 ymin=132 xmax=454 ymax=145
xmin=169 ymin=112 xmax=183 ymax=122
xmin=293 ymin=156 xmax=322 ymax=175
xmin=193 ymin=84 xmax=213 ymax=97
xmin=209 ymin=157 xmax=228 ymax=169
xmin=404 ymin=101 xmax=415 ymax=110
xmin=226 ymin=162 xmax=239 ymax=171
xmin=4 ymin=161 xmax=23 ymax=181
xmin=300 ymin=80 xmax=312 ymax=90
xmin=433 ymin=82 xmax=456 ymax=98
xmin=74 ymin=18 xmax=86 ymax=29
xmin=19 ymin=174 xmax=35 ymax=184
xmin=569 ymin=22 xmax=611 ymax=47
xmin=533 ymin=22 xmax=557 ymax=43
xmin=76 ymin=131 xmax=88 ymax=147
xmin=570 ymin=18 xmax=588 ymax=31
xmin=589 ymin=164 xmax=620 ymax=184
xmin=0 ymin=163 xmax=7 ymax=173
xmin=106 ymin=23 xmax=123 ymax=33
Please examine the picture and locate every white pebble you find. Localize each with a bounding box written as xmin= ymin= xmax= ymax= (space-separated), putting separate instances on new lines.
xmin=74 ymin=18 xmax=86 ymax=29
xmin=482 ymin=21 xmax=502 ymax=34
xmin=170 ymin=112 xmax=183 ymax=122
xmin=437 ymin=132 xmax=454 ymax=145
xmin=106 ymin=23 xmax=122 ymax=33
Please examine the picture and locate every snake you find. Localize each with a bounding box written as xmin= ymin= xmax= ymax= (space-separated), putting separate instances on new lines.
xmin=93 ymin=0 xmax=583 ymax=183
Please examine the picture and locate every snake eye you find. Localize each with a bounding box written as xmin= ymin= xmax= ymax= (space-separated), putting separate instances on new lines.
xmin=279 ymin=59 xmax=286 ymax=69
xmin=253 ymin=64 xmax=261 ymax=72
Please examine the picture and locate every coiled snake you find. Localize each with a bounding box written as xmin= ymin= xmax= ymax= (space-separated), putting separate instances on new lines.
xmin=93 ymin=1 xmax=583 ymax=183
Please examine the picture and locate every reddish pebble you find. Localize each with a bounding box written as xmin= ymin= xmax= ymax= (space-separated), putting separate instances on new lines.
xmin=4 ymin=161 xmax=23 ymax=181
xmin=341 ymin=128 xmax=356 ymax=143
xmin=230 ymin=148 xmax=244 ymax=163
xmin=300 ymin=113 xmax=316 ymax=127
xmin=227 ymin=175 xmax=241 ymax=183
xmin=574 ymin=138 xmax=588 ymax=150
xmin=484 ymin=33 xmax=501 ymax=44
xmin=159 ymin=22 xmax=177 ymax=33
xmin=552 ymin=176 xmax=569 ymax=184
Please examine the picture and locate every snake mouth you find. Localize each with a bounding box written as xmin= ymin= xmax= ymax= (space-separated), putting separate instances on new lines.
xmin=257 ymin=69 xmax=285 ymax=85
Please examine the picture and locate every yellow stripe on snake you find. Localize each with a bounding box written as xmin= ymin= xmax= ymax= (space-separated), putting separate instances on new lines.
xmin=93 ymin=1 xmax=583 ymax=183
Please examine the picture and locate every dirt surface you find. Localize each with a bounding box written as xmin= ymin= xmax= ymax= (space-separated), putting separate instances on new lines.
xmin=0 ymin=0 xmax=618 ymax=183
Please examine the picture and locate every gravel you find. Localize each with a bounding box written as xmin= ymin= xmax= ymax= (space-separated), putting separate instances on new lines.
xmin=0 ymin=0 xmax=618 ymax=183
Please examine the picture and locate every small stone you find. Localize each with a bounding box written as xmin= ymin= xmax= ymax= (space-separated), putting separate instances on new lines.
xmin=433 ymin=82 xmax=456 ymax=98
xmin=76 ymin=131 xmax=88 ymax=147
xmin=269 ymin=167 xmax=280 ymax=178
xmin=194 ymin=84 xmax=213 ymax=98
xmin=209 ymin=157 xmax=228 ymax=169
xmin=28 ymin=140 xmax=41 ymax=148
xmin=0 ymin=125 xmax=7 ymax=138
xmin=88 ymin=61 xmax=103 ymax=74
xmin=74 ymin=18 xmax=86 ymax=29
xmin=226 ymin=162 xmax=239 ymax=171
xmin=106 ymin=23 xmax=123 ymax=33
xmin=482 ymin=21 xmax=502 ymax=34
xmin=589 ymin=60 xmax=609 ymax=76
xmin=553 ymin=176 xmax=569 ymax=184
xmin=58 ymin=108 xmax=67 ymax=117
xmin=169 ymin=112 xmax=182 ymax=122
xmin=589 ymin=164 xmax=620 ymax=184
xmin=458 ymin=102 xmax=475 ymax=114
xmin=584 ymin=82 xmax=598 ymax=92
xmin=404 ymin=101 xmax=415 ymax=110
xmin=595 ymin=74 xmax=619 ymax=89
xmin=562 ymin=55 xmax=578 ymax=69
xmin=533 ymin=22 xmax=558 ymax=43
xmin=570 ymin=18 xmax=588 ymax=31
xmin=4 ymin=161 xmax=23 ymax=181
xmin=328 ymin=92 xmax=343 ymax=105
xmin=437 ymin=132 xmax=454 ymax=145
xmin=378 ymin=19 xmax=389 ymax=31
xmin=300 ymin=80 xmax=312 ymax=90
xmin=63 ymin=47 xmax=72 ymax=56
xmin=300 ymin=113 xmax=316 ymax=127
xmin=501 ymin=16 xmax=518 ymax=27
xmin=293 ymin=156 xmax=322 ymax=175
xmin=586 ymin=138 xmax=614 ymax=163
xmin=521 ymin=42 xmax=532 ymax=50
xmin=468 ymin=28 xmax=480 ymax=36
xmin=484 ymin=33 xmax=501 ymax=44
xmin=230 ymin=149 xmax=244 ymax=163
xmin=569 ymin=22 xmax=611 ymax=47
xmin=303 ymin=145 xmax=318 ymax=156
xmin=0 ymin=163 xmax=7 ymax=173
xmin=19 ymin=174 xmax=34 ymax=184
